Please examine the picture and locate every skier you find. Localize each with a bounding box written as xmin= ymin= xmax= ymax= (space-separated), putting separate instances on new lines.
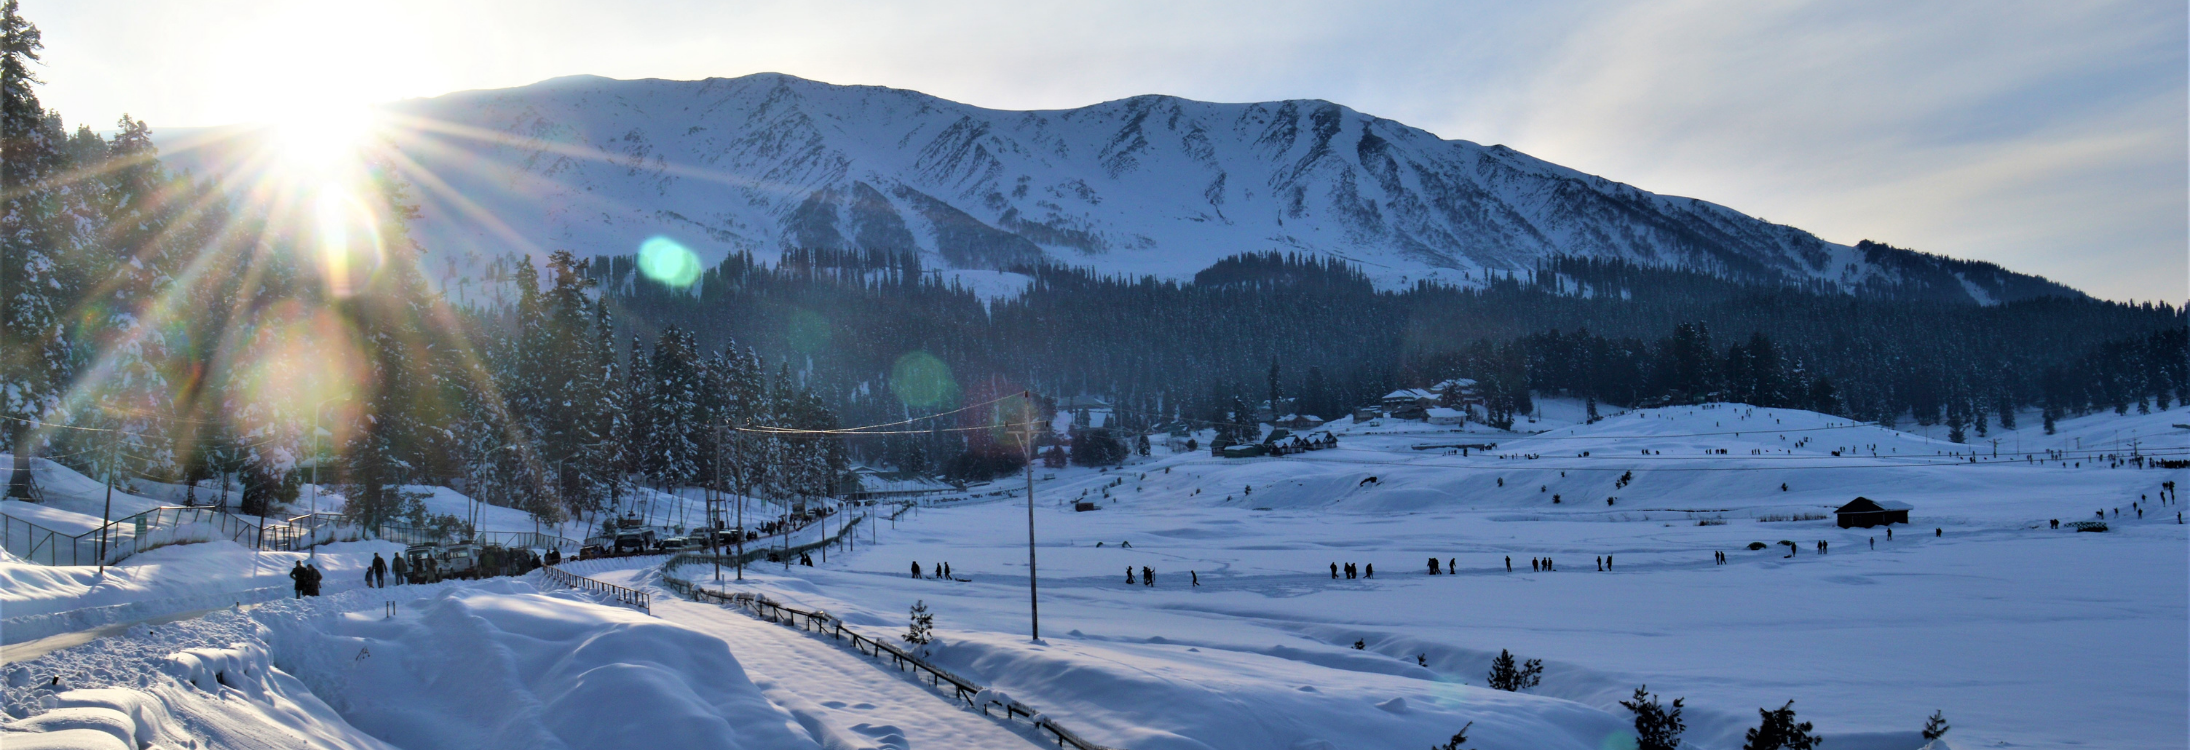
xmin=911 ymin=561 xmax=921 ymax=579
xmin=289 ymin=561 xmax=307 ymax=599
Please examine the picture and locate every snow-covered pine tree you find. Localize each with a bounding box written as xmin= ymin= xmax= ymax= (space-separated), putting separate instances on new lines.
xmin=589 ymin=300 xmax=625 ymax=518
xmin=643 ymin=326 xmax=701 ymax=492
xmin=1 ymin=1 xmax=71 ymax=499
xmin=904 ymin=599 xmax=933 ymax=645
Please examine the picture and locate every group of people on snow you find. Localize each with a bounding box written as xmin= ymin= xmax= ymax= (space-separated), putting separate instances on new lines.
xmin=910 ymin=561 xmax=954 ymax=579
xmin=1331 ymin=562 xmax=1372 ymax=579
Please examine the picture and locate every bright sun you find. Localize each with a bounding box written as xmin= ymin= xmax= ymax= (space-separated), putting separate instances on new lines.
xmin=271 ymin=100 xmax=378 ymax=174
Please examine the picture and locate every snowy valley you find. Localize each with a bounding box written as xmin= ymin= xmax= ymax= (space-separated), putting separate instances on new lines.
xmin=7 ymin=404 xmax=2183 ymax=750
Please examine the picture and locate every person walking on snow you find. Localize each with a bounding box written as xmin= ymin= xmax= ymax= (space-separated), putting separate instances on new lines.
xmin=1428 ymin=557 xmax=1441 ymax=575
xmin=1191 ymin=570 xmax=1200 ymax=587
xmin=290 ymin=561 xmax=307 ymax=599
xmin=1364 ymin=563 xmax=1374 ymax=578
xmin=1331 ymin=562 xmax=1339 ymax=579
xmin=943 ymin=562 xmax=951 ymax=579
xmin=305 ymin=563 xmax=323 ymax=596
xmin=1142 ymin=566 xmax=1153 ymax=586
xmin=1505 ymin=555 xmax=1512 ymax=572
xmin=911 ymin=561 xmax=921 ymax=579
xmin=390 ymin=553 xmax=408 ymax=585
xmin=368 ymin=553 xmax=387 ymax=588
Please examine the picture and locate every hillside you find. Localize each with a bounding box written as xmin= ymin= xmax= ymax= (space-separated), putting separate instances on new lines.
xmin=164 ymin=74 xmax=2080 ymax=304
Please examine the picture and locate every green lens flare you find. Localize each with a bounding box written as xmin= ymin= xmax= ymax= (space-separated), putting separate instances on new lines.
xmin=890 ymin=351 xmax=958 ymax=409
xmin=787 ymin=308 xmax=832 ymax=353
xmin=637 ymin=236 xmax=702 ymax=287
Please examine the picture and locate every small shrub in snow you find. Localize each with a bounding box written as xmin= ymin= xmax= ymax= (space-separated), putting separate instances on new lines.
xmin=1747 ymin=542 xmax=1768 ymax=550
xmin=1741 ymin=700 xmax=1821 ymax=750
xmin=1619 ymin=686 xmax=1686 ymax=750
xmin=904 ymin=600 xmax=934 ymax=645
xmin=1484 ymin=649 xmax=1542 ymax=691
xmin=1431 ymin=720 xmax=1473 ymax=750
xmin=1922 ymin=710 xmax=1950 ymax=741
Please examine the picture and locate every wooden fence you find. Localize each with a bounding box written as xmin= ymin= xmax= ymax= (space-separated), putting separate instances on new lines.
xmin=537 ymin=563 xmax=651 ymax=614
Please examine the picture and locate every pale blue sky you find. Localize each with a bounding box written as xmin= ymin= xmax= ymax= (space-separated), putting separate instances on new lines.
xmin=29 ymin=0 xmax=2185 ymax=302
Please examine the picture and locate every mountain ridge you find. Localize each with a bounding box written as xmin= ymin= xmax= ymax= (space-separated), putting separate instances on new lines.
xmin=173 ymin=72 xmax=2084 ymax=304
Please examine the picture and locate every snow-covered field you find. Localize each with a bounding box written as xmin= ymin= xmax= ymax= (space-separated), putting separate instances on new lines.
xmin=3 ymin=403 xmax=2183 ymax=749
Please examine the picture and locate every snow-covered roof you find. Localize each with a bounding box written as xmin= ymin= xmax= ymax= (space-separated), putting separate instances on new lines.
xmin=1382 ymin=389 xmax=1435 ymax=401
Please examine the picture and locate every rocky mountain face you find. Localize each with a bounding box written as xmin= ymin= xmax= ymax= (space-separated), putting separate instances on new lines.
xmin=329 ymin=74 xmax=2076 ymax=303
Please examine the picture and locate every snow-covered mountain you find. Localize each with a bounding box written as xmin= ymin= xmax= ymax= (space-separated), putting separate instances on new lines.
xmin=190 ymin=73 xmax=2082 ymax=303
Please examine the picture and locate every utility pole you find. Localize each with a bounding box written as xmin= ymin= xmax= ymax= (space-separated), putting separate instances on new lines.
xmin=98 ymin=438 xmax=117 ymax=573
xmin=1022 ymin=391 xmax=1040 ymax=642
xmin=733 ymin=428 xmax=746 ymax=581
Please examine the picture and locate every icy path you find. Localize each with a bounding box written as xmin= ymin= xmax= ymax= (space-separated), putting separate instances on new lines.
xmin=590 ymin=567 xmax=1044 ymax=750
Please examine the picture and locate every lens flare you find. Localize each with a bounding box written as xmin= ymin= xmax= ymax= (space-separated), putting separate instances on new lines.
xmin=889 ymin=351 xmax=958 ymax=409
xmin=637 ymin=235 xmax=702 ymax=287
xmin=787 ymin=308 xmax=832 ymax=354
xmin=314 ymin=186 xmax=384 ymax=297
xmin=229 ymin=303 xmax=369 ymax=454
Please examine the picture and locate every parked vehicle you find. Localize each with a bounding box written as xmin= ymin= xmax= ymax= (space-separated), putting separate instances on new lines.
xmin=613 ymin=529 xmax=656 ymax=555
xmin=403 ymin=544 xmax=443 ymax=583
xmin=440 ymin=543 xmax=480 ymax=579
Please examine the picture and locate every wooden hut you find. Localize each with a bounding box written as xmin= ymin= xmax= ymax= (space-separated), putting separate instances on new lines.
xmin=1835 ymin=497 xmax=1911 ymax=528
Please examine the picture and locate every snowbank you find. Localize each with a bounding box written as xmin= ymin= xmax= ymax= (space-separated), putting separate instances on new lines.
xmin=2 ymin=540 xmax=406 ymax=644
xmin=267 ymin=584 xmax=820 ymax=750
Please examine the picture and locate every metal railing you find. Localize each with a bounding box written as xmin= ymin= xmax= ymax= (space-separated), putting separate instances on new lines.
xmin=537 ymin=564 xmax=651 ymax=614
xmin=3 ymin=505 xmax=268 ymax=566
xmin=664 ymin=566 xmax=1118 ymax=750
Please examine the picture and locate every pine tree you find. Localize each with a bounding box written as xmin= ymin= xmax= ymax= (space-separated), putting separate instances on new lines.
xmin=1921 ymin=710 xmax=1949 ymax=742
xmin=1431 ymin=721 xmax=1472 ymax=750
xmin=1741 ymin=701 xmax=1821 ymax=750
xmin=1620 ymin=686 xmax=1686 ymax=750
xmin=903 ymin=599 xmax=933 ymax=645
xmin=1 ymin=0 xmax=69 ymax=499
xmin=1485 ymin=649 xmax=1543 ymax=691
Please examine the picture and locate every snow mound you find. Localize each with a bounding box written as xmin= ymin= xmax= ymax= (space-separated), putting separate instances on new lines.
xmin=283 ymin=587 xmax=820 ymax=750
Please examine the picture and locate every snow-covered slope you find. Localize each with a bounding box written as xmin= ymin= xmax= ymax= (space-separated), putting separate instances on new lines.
xmin=164 ymin=74 xmax=2078 ymax=303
